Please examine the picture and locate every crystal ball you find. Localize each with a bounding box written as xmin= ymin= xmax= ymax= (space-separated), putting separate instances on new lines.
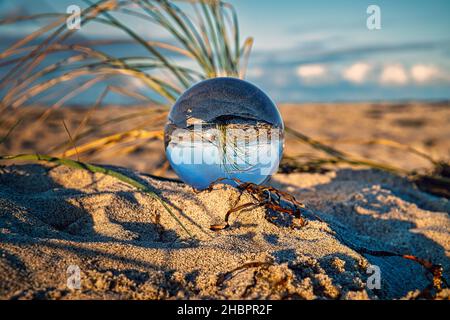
xmin=164 ymin=77 xmax=284 ymax=189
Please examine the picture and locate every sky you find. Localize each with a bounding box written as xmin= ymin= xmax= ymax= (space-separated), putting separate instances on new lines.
xmin=1 ymin=0 xmax=450 ymax=103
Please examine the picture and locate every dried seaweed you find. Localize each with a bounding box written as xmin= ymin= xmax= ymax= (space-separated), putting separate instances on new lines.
xmin=354 ymin=247 xmax=447 ymax=298
xmin=198 ymin=177 xmax=308 ymax=230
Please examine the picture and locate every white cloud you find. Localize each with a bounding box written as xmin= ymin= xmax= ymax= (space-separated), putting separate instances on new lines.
xmin=342 ymin=62 xmax=372 ymax=84
xmin=296 ymin=64 xmax=326 ymax=78
xmin=410 ymin=64 xmax=442 ymax=84
xmin=379 ymin=64 xmax=408 ymax=86
xmin=296 ymin=64 xmax=330 ymax=84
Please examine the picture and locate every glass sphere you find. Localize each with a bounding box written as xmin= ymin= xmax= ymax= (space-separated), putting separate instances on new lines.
xmin=164 ymin=77 xmax=284 ymax=189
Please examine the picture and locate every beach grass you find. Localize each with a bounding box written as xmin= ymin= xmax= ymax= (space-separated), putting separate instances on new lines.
xmin=0 ymin=153 xmax=193 ymax=237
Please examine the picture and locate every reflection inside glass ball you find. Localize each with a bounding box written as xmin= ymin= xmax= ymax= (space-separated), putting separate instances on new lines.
xmin=164 ymin=77 xmax=284 ymax=189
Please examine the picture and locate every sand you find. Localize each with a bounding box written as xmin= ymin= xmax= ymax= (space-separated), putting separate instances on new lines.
xmin=0 ymin=102 xmax=449 ymax=299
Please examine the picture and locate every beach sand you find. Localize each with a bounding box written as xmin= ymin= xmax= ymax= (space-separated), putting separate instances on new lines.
xmin=0 ymin=102 xmax=449 ymax=299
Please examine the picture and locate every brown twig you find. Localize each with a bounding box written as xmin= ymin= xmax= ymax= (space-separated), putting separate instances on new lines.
xmin=201 ymin=178 xmax=308 ymax=231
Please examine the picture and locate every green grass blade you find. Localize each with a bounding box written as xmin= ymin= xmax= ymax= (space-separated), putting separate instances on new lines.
xmin=0 ymin=153 xmax=194 ymax=238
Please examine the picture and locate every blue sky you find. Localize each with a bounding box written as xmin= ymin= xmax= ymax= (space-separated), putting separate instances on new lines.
xmin=230 ymin=0 xmax=450 ymax=102
xmin=1 ymin=0 xmax=450 ymax=103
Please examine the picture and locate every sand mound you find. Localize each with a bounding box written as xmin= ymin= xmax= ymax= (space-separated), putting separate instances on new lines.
xmin=0 ymin=164 xmax=449 ymax=299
